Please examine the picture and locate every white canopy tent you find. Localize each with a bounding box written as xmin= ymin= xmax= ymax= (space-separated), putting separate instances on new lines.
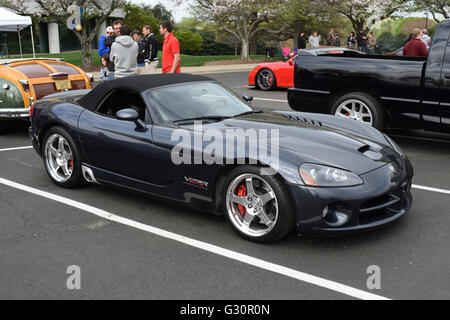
xmin=0 ymin=7 xmax=35 ymax=58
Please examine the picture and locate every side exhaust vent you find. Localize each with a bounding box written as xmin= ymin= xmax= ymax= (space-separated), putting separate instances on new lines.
xmin=82 ymin=165 xmax=100 ymax=184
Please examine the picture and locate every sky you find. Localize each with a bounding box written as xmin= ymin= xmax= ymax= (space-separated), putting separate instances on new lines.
xmin=129 ymin=0 xmax=193 ymax=22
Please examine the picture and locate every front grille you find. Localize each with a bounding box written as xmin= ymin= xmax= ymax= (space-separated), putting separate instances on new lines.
xmin=358 ymin=184 xmax=409 ymax=225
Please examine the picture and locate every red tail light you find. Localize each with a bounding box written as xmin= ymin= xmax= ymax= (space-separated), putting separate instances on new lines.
xmin=29 ymin=97 xmax=34 ymax=116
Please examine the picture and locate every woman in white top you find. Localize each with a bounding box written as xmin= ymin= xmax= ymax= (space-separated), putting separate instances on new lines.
xmin=309 ymin=31 xmax=321 ymax=48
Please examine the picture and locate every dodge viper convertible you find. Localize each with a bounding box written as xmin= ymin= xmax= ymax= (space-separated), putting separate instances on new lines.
xmin=0 ymin=58 xmax=93 ymax=120
xmin=247 ymin=47 xmax=364 ymax=91
xmin=30 ymin=74 xmax=413 ymax=243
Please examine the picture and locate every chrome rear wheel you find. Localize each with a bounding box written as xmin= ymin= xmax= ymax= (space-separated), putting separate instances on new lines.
xmin=44 ymin=133 xmax=73 ymax=183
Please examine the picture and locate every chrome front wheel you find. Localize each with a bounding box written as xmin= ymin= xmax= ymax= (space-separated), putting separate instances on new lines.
xmin=226 ymin=173 xmax=279 ymax=237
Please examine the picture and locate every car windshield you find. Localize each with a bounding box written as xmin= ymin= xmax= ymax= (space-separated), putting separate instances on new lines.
xmin=149 ymin=82 xmax=253 ymax=122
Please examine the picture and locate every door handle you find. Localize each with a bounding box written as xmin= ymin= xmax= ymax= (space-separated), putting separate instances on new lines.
xmin=445 ymin=73 xmax=450 ymax=79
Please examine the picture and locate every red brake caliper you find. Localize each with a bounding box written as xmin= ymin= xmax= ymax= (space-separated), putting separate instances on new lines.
xmin=237 ymin=184 xmax=247 ymax=217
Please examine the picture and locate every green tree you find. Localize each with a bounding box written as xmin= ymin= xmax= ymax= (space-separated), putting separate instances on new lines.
xmin=150 ymin=3 xmax=174 ymax=22
xmin=173 ymin=29 xmax=203 ymax=54
xmin=123 ymin=2 xmax=161 ymax=44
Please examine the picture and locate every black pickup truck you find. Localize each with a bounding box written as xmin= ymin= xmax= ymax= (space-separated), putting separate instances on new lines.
xmin=288 ymin=19 xmax=450 ymax=134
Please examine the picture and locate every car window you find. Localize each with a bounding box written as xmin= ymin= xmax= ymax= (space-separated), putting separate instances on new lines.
xmin=149 ymin=82 xmax=252 ymax=122
xmin=45 ymin=62 xmax=80 ymax=75
xmin=12 ymin=63 xmax=51 ymax=78
xmin=96 ymin=89 xmax=149 ymax=122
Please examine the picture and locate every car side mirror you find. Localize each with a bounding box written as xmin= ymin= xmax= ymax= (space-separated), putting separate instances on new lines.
xmin=116 ymin=108 xmax=139 ymax=121
xmin=288 ymin=59 xmax=294 ymax=66
xmin=116 ymin=108 xmax=146 ymax=130
xmin=242 ymin=93 xmax=253 ymax=102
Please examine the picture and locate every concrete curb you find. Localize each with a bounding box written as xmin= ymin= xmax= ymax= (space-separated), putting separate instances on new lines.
xmin=93 ymin=63 xmax=258 ymax=81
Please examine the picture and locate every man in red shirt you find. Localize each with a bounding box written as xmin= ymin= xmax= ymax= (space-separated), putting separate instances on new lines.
xmin=403 ymin=28 xmax=428 ymax=57
xmin=160 ymin=21 xmax=181 ymax=73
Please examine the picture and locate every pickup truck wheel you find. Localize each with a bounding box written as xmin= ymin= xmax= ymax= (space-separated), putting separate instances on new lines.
xmin=331 ymin=92 xmax=384 ymax=130
xmin=256 ymin=69 xmax=277 ymax=91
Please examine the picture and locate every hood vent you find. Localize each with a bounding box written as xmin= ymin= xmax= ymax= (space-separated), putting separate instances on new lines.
xmin=283 ymin=114 xmax=322 ymax=127
xmin=358 ymin=145 xmax=383 ymax=160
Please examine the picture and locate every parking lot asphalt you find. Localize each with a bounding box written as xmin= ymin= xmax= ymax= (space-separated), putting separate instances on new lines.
xmin=0 ymin=72 xmax=449 ymax=300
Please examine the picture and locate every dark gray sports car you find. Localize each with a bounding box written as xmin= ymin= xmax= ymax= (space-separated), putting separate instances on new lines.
xmin=29 ymin=74 xmax=413 ymax=243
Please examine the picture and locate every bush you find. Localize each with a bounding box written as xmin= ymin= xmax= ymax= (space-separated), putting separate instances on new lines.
xmin=173 ymin=29 xmax=203 ymax=55
xmin=376 ymin=32 xmax=408 ymax=52
xmin=197 ymin=30 xmax=235 ymax=56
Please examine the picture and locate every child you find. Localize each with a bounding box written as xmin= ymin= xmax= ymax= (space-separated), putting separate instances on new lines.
xmin=100 ymin=54 xmax=114 ymax=81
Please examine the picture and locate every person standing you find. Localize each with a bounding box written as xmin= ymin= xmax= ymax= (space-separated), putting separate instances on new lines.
xmin=297 ymin=32 xmax=306 ymax=49
xmin=142 ymin=25 xmax=159 ymax=74
xmin=403 ymin=28 xmax=428 ymax=57
xmin=308 ymin=31 xmax=321 ymax=49
xmin=110 ymin=24 xmax=138 ymax=78
xmin=421 ymin=29 xmax=431 ymax=49
xmin=327 ymin=28 xmax=335 ymax=46
xmin=356 ymin=29 xmax=367 ymax=53
xmin=99 ymin=54 xmax=114 ymax=81
xmin=98 ymin=26 xmax=113 ymax=56
xmin=103 ymin=20 xmax=122 ymax=51
xmin=347 ymin=32 xmax=356 ymax=49
xmin=160 ymin=21 xmax=181 ymax=74
xmin=334 ymin=33 xmax=341 ymax=47
xmin=103 ymin=20 xmax=122 ymax=72
xmin=132 ymin=30 xmax=146 ymax=72
xmin=366 ymin=32 xmax=376 ymax=54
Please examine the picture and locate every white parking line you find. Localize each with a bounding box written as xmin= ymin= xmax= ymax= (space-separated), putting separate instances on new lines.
xmin=412 ymin=184 xmax=450 ymax=195
xmin=0 ymin=176 xmax=388 ymax=300
xmin=0 ymin=146 xmax=33 ymax=152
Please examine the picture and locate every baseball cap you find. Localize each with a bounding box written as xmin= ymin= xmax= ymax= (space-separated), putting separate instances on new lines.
xmin=106 ymin=26 xmax=114 ymax=33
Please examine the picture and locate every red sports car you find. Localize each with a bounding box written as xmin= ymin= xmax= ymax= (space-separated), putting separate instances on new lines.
xmin=248 ymin=47 xmax=363 ymax=90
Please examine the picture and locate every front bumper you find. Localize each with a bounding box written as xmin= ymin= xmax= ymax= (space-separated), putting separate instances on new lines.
xmin=288 ymin=155 xmax=414 ymax=236
xmin=0 ymin=107 xmax=30 ymax=119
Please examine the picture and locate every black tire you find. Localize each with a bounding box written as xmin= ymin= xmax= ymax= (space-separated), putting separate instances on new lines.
xmin=330 ymin=92 xmax=384 ymax=131
xmin=256 ymin=68 xmax=277 ymax=91
xmin=221 ymin=165 xmax=295 ymax=243
xmin=42 ymin=126 xmax=85 ymax=188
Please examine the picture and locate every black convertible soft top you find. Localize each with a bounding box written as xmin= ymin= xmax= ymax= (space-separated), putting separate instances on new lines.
xmin=78 ymin=73 xmax=213 ymax=110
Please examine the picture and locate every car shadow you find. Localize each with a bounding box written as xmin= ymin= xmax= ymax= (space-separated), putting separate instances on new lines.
xmin=79 ymin=180 xmax=410 ymax=251
xmin=0 ymin=120 xmax=30 ymax=136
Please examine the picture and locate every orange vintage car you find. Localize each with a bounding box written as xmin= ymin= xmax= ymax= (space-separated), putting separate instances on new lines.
xmin=0 ymin=58 xmax=93 ymax=119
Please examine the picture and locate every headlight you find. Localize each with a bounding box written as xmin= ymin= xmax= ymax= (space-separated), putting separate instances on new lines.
xmin=384 ymin=134 xmax=404 ymax=156
xmin=299 ymin=163 xmax=363 ymax=187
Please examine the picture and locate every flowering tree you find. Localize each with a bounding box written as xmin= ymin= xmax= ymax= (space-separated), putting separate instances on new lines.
xmin=408 ymin=0 xmax=449 ymax=22
xmin=313 ymin=0 xmax=407 ymax=32
xmin=0 ymin=0 xmax=124 ymax=68
xmin=189 ymin=0 xmax=286 ymax=61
